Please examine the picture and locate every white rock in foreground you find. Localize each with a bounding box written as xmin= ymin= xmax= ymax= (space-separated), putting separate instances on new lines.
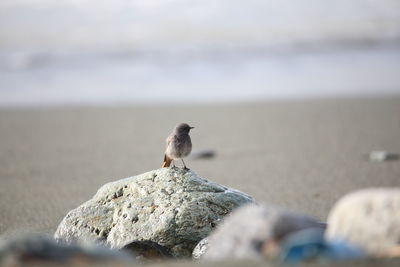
xmin=54 ymin=168 xmax=254 ymax=257
xmin=326 ymin=188 xmax=400 ymax=256
xmin=199 ymin=204 xmax=325 ymax=260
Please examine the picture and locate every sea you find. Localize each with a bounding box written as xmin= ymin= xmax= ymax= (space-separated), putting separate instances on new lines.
xmin=0 ymin=0 xmax=399 ymax=106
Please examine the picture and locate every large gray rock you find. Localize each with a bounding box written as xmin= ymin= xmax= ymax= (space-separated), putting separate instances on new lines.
xmin=199 ymin=204 xmax=325 ymax=260
xmin=54 ymin=168 xmax=254 ymax=257
xmin=326 ymin=188 xmax=400 ymax=257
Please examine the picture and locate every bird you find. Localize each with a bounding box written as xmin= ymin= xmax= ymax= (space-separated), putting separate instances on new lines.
xmin=162 ymin=123 xmax=194 ymax=169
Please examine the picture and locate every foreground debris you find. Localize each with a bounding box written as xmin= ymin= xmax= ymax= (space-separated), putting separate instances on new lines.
xmin=0 ymin=234 xmax=134 ymax=265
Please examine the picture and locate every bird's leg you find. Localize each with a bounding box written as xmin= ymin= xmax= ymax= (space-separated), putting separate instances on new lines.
xmin=171 ymin=160 xmax=176 ymax=168
xmin=181 ymin=159 xmax=188 ymax=170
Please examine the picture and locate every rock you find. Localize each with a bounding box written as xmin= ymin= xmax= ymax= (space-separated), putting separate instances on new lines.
xmin=190 ymin=149 xmax=216 ymax=160
xmin=54 ymin=168 xmax=254 ymax=258
xmin=192 ymin=238 xmax=209 ymax=260
xmin=326 ymin=188 xmax=400 ymax=257
xmin=122 ymin=240 xmax=172 ymax=261
xmin=199 ymin=204 xmax=325 ymax=260
xmin=0 ymin=234 xmax=134 ymax=265
xmin=369 ymin=151 xmax=400 ymax=162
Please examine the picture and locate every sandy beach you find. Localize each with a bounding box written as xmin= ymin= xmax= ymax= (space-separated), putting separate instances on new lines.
xmin=1 ymin=97 xmax=400 ymax=241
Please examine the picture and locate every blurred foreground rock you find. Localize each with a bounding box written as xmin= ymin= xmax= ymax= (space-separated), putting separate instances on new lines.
xmin=0 ymin=234 xmax=134 ymax=266
xmin=326 ymin=188 xmax=400 ymax=257
xmin=55 ymin=168 xmax=254 ymax=257
xmin=198 ymin=204 xmax=326 ymax=260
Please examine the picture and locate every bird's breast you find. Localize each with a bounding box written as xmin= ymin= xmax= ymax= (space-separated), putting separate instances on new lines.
xmin=165 ymin=134 xmax=192 ymax=159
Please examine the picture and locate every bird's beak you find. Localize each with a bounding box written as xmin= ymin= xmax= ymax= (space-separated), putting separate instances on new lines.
xmin=190 ymin=127 xmax=195 ymax=129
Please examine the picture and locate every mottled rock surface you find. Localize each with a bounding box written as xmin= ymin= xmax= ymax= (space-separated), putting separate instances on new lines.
xmin=54 ymin=168 xmax=254 ymax=257
xmin=192 ymin=238 xmax=209 ymax=260
xmin=199 ymin=204 xmax=325 ymax=260
xmin=326 ymin=188 xmax=400 ymax=256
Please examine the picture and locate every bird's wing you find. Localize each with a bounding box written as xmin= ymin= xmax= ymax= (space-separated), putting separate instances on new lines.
xmin=166 ymin=134 xmax=174 ymax=146
xmin=163 ymin=134 xmax=174 ymax=168
xmin=165 ymin=135 xmax=172 ymax=146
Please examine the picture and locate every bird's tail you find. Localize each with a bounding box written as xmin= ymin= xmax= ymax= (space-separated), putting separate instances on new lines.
xmin=162 ymin=154 xmax=172 ymax=168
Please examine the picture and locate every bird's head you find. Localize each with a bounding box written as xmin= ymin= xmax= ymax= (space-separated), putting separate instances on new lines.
xmin=174 ymin=123 xmax=194 ymax=134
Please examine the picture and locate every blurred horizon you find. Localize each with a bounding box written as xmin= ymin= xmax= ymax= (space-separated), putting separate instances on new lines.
xmin=0 ymin=0 xmax=400 ymax=106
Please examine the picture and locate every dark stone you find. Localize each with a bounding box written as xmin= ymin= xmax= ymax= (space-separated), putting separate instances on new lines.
xmin=122 ymin=240 xmax=173 ymax=260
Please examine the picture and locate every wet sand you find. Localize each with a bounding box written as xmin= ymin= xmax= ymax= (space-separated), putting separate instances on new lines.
xmin=1 ymin=97 xmax=400 ymax=243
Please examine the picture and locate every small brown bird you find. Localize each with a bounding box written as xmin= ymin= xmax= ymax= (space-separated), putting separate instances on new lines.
xmin=162 ymin=123 xmax=194 ymax=169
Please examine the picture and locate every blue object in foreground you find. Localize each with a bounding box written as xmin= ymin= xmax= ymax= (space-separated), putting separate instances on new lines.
xmin=279 ymin=228 xmax=365 ymax=264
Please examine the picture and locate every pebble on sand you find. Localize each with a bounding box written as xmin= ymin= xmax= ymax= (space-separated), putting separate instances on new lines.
xmin=369 ymin=151 xmax=400 ymax=162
